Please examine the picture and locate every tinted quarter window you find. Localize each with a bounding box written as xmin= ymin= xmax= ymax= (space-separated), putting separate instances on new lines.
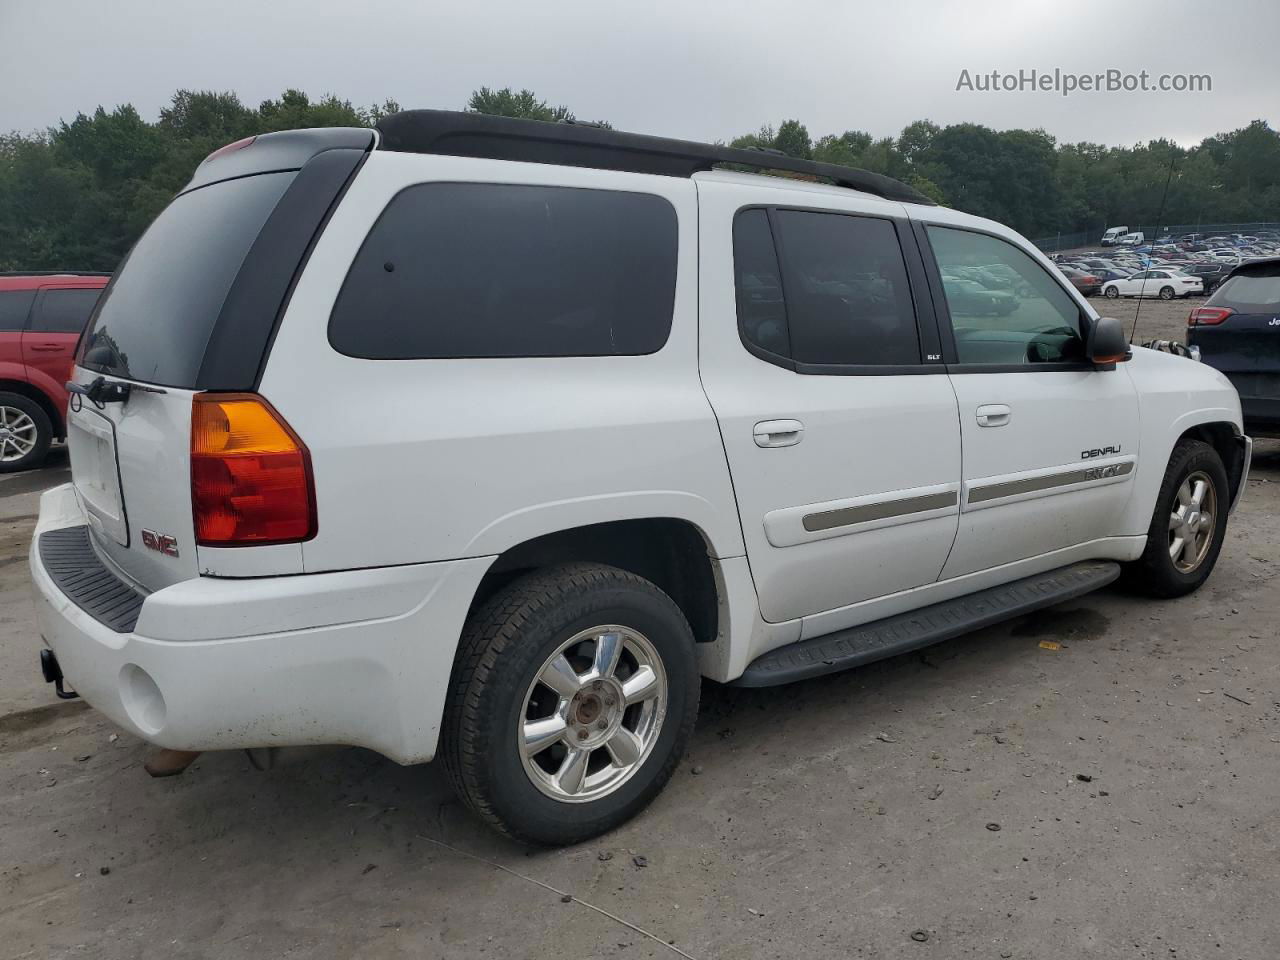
xmin=928 ymin=226 xmax=1085 ymax=366
xmin=330 ymin=184 xmax=678 ymax=359
xmin=772 ymin=210 xmax=919 ymax=366
xmin=0 ymin=290 xmax=35 ymax=331
xmin=33 ymin=288 xmax=102 ymax=334
xmin=78 ymin=171 xmax=293 ymax=386
xmin=732 ymin=209 xmax=789 ymax=358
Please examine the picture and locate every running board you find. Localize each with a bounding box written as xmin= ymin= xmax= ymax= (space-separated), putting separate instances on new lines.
xmin=733 ymin=560 xmax=1121 ymax=688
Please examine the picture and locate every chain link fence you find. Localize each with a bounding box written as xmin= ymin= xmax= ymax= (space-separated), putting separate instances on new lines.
xmin=1031 ymin=222 xmax=1280 ymax=253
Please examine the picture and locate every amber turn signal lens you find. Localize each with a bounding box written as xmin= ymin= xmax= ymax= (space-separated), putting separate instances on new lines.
xmin=190 ymin=394 xmax=316 ymax=546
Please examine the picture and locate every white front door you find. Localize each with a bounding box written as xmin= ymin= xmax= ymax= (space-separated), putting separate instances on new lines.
xmin=697 ymin=179 xmax=962 ymax=623
xmin=921 ymin=222 xmax=1141 ymax=578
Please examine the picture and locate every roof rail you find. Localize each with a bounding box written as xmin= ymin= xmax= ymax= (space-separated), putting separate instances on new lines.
xmin=0 ymin=271 xmax=112 ymax=277
xmin=375 ymin=110 xmax=936 ymax=206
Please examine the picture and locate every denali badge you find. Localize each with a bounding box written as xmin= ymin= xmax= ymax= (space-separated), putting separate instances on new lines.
xmin=141 ymin=530 xmax=180 ymax=558
xmin=1082 ymin=445 xmax=1121 ymax=459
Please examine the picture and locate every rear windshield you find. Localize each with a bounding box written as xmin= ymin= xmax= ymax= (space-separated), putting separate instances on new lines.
xmin=77 ymin=172 xmax=292 ymax=386
xmin=1209 ymin=272 xmax=1280 ymax=312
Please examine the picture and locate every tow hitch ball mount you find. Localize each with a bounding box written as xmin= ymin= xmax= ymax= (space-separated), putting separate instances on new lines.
xmin=39 ymin=649 xmax=80 ymax=701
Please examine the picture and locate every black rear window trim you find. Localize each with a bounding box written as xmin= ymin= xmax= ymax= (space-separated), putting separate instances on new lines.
xmin=731 ymin=203 xmax=939 ymax=374
xmin=326 ymin=180 xmax=681 ymax=362
xmin=75 ymin=148 xmax=371 ymax=392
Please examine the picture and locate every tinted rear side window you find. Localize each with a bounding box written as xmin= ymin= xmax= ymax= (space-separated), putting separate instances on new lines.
xmin=733 ymin=209 xmax=789 ymax=359
xmin=33 ymin=288 xmax=102 ymax=333
xmin=0 ymin=290 xmax=35 ymax=331
xmin=329 ymin=183 xmax=678 ymax=359
xmin=1209 ymin=272 xmax=1280 ymax=312
xmin=78 ymin=172 xmax=292 ymax=386
xmin=771 ymin=210 xmax=920 ymax=366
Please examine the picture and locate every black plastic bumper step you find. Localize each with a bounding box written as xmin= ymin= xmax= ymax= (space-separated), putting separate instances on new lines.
xmin=39 ymin=525 xmax=146 ymax=634
xmin=734 ymin=560 xmax=1121 ymax=688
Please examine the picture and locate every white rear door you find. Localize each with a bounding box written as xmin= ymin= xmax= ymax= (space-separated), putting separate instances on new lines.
xmin=696 ymin=176 xmax=962 ymax=624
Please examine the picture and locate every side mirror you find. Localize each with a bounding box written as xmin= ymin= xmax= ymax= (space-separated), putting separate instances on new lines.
xmin=1086 ymin=316 xmax=1131 ymax=364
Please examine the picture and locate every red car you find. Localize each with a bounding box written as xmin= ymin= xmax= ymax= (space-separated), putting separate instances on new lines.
xmin=0 ymin=273 xmax=109 ymax=471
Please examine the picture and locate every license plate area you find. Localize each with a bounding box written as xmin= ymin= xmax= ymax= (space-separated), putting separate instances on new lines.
xmin=67 ymin=404 xmax=129 ymax=546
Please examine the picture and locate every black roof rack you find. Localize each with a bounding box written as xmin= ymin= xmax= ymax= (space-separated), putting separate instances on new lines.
xmin=0 ymin=271 xmax=112 ymax=277
xmin=375 ymin=110 xmax=936 ymax=206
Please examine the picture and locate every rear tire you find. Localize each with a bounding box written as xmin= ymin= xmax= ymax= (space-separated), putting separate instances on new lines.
xmin=1159 ymin=285 xmax=1175 ymax=300
xmin=442 ymin=563 xmax=700 ymax=845
xmin=0 ymin=392 xmax=52 ymax=473
xmin=1124 ymin=439 xmax=1229 ymax=598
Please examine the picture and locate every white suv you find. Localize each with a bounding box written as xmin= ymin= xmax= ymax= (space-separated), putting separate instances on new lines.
xmin=30 ymin=112 xmax=1251 ymax=845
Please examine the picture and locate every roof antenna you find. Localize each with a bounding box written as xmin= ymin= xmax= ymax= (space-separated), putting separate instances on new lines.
xmin=1130 ymin=149 xmax=1179 ymax=344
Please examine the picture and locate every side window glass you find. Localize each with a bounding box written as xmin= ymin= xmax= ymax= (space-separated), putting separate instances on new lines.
xmin=772 ymin=210 xmax=919 ymax=365
xmin=928 ymin=227 xmax=1085 ymax=366
xmin=329 ymin=183 xmax=677 ymax=359
xmin=0 ymin=290 xmax=36 ymax=332
xmin=33 ymin=289 xmax=102 ymax=334
xmin=732 ymin=210 xmax=789 ymax=358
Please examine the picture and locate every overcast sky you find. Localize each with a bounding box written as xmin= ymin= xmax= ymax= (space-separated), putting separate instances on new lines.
xmin=3 ymin=0 xmax=1277 ymax=148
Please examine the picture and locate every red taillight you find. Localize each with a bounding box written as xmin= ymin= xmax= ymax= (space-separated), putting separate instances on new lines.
xmin=191 ymin=394 xmax=316 ymax=546
xmin=1188 ymin=306 xmax=1234 ymax=327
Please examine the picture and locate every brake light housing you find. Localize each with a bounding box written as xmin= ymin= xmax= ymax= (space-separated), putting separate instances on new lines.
xmin=1188 ymin=306 xmax=1234 ymax=327
xmin=191 ymin=394 xmax=316 ymax=546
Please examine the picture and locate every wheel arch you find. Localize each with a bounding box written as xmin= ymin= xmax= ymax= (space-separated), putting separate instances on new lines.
xmin=0 ymin=379 xmax=62 ymax=440
xmin=468 ymin=517 xmax=723 ymax=649
xmin=1177 ymin=420 xmax=1247 ymax=499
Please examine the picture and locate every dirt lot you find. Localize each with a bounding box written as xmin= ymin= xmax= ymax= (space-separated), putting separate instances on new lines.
xmin=3 ymin=397 xmax=1279 ymax=959
xmin=1087 ymin=292 xmax=1203 ymax=345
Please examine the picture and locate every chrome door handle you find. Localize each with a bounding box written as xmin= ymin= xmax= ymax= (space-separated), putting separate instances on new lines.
xmin=975 ymin=404 xmax=1011 ymax=427
xmin=753 ymin=419 xmax=804 ymax=448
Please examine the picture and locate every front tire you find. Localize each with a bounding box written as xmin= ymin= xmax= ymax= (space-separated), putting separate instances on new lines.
xmin=1104 ymin=285 xmax=1120 ymax=299
xmin=0 ymin=392 xmax=52 ymax=473
xmin=442 ymin=563 xmax=699 ymax=845
xmin=1125 ymin=439 xmax=1229 ymax=597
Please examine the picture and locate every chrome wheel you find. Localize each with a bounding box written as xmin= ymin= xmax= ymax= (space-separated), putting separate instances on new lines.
xmin=519 ymin=625 xmax=667 ymax=803
xmin=1169 ymin=470 xmax=1218 ymax=573
xmin=0 ymin=406 xmax=38 ymax=462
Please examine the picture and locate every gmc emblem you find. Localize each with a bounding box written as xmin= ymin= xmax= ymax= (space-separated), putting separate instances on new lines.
xmin=141 ymin=529 xmax=180 ymax=558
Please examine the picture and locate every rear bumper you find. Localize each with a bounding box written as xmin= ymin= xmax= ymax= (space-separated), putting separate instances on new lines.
xmin=30 ymin=483 xmax=492 ymax=763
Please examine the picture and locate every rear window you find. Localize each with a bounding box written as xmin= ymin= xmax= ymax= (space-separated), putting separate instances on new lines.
xmin=77 ymin=172 xmax=292 ymax=386
xmin=328 ymin=183 xmax=678 ymax=359
xmin=1209 ymin=272 xmax=1280 ymax=312
xmin=33 ymin=288 xmax=102 ymax=334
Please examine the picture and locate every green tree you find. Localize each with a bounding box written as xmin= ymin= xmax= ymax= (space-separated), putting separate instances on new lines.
xmin=467 ymin=87 xmax=573 ymax=122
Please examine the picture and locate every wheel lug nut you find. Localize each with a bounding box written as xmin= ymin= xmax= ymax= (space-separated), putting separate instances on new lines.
xmin=576 ymin=729 xmax=588 ymax=741
xmin=596 ymin=720 xmax=608 ymax=730
xmin=604 ymin=698 xmax=615 ymax=708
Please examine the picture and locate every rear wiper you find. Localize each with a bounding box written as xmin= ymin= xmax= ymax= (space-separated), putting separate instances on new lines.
xmin=66 ymin=376 xmax=166 ymax=408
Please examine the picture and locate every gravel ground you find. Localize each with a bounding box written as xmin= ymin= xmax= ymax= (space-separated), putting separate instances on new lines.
xmin=2 ymin=428 xmax=1278 ymax=959
xmin=1087 ymin=294 xmax=1204 ymax=346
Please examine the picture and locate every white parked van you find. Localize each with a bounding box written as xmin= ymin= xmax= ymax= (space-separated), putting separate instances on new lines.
xmin=1100 ymin=225 xmax=1129 ymax=246
xmin=30 ymin=112 xmax=1251 ymax=844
